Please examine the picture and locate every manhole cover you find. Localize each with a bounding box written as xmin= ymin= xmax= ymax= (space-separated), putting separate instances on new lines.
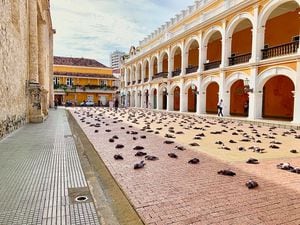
xmin=75 ymin=196 xmax=88 ymax=202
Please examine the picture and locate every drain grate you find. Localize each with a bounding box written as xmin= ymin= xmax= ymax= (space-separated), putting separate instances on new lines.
xmin=69 ymin=187 xmax=92 ymax=204
xmin=75 ymin=195 xmax=88 ymax=202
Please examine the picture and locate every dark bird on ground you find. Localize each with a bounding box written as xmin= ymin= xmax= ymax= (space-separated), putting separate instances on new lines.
xmin=109 ymin=138 xmax=114 ymax=143
xmin=290 ymin=149 xmax=298 ymax=153
xmin=246 ymin=179 xmax=258 ymax=189
xmin=112 ymin=135 xmax=118 ymax=139
xmin=269 ymin=145 xmax=280 ymax=149
xmin=290 ymin=167 xmax=300 ymax=174
xmin=175 ymin=145 xmax=186 ymax=151
xmin=215 ymin=141 xmax=223 ymax=145
xmin=105 ymin=129 xmax=111 ymax=132
xmin=246 ymin=158 xmax=259 ymax=164
xmin=133 ymin=137 xmax=137 ymax=140
xmin=135 ymin=151 xmax=147 ymax=156
xmin=134 ymin=161 xmax=145 ymax=169
xmin=115 ymin=144 xmax=124 ymax=149
xmin=140 ymin=135 xmax=146 ymax=139
xmin=133 ymin=146 xmax=144 ymax=150
xmin=168 ymin=153 xmax=178 ymax=158
xmin=189 ymin=143 xmax=200 ymax=147
xmin=94 ymin=130 xmax=98 ymax=133
xmin=229 ymin=140 xmax=237 ymax=143
xmin=114 ymin=154 xmax=123 ymax=160
xmin=217 ymin=170 xmax=236 ymax=176
xmin=145 ymin=155 xmax=159 ymax=161
xmin=277 ymin=162 xmax=293 ymax=170
xmin=188 ymin=158 xmax=200 ymax=164
xmin=238 ymin=147 xmax=246 ymax=151
xmin=164 ymin=140 xmax=174 ymax=144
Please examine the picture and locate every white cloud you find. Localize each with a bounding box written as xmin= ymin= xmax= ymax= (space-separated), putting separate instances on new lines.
xmin=51 ymin=0 xmax=194 ymax=66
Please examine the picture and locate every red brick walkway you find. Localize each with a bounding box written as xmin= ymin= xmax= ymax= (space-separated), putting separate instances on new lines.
xmin=71 ymin=108 xmax=300 ymax=225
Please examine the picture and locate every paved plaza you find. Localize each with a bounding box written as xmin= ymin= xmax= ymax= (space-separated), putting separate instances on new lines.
xmin=71 ymin=107 xmax=300 ymax=225
xmin=0 ymin=109 xmax=100 ymax=225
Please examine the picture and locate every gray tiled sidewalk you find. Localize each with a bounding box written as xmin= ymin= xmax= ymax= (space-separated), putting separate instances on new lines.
xmin=0 ymin=109 xmax=100 ymax=225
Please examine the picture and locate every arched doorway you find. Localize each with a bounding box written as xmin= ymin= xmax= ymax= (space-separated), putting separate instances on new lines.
xmin=230 ymin=80 xmax=249 ymax=116
xmin=162 ymin=88 xmax=167 ymax=110
xmin=206 ymin=82 xmax=219 ymax=113
xmin=262 ymin=75 xmax=294 ymax=120
xmin=145 ymin=90 xmax=149 ymax=108
xmin=153 ymin=89 xmax=157 ymax=109
xmin=173 ymin=86 xmax=180 ymax=111
xmin=188 ymin=86 xmax=197 ymax=112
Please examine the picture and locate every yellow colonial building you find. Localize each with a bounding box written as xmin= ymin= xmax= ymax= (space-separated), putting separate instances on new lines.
xmin=121 ymin=0 xmax=300 ymax=123
xmin=53 ymin=57 xmax=118 ymax=106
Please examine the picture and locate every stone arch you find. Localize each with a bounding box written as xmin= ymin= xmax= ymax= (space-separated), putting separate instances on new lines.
xmin=224 ymin=72 xmax=249 ymax=91
xmin=201 ymin=76 xmax=220 ymax=90
xmin=159 ymin=51 xmax=169 ymax=73
xmin=257 ymin=66 xmax=296 ymax=91
xmin=183 ymin=79 xmax=198 ymax=93
xmin=185 ymin=36 xmax=200 ymax=53
xmin=203 ymin=26 xmax=224 ymax=47
xmin=226 ymin=13 xmax=254 ymax=38
xmin=171 ymin=44 xmax=183 ymax=57
xmin=259 ymin=0 xmax=300 ymax=27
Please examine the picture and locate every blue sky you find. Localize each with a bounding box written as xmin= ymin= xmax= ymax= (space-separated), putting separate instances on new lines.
xmin=50 ymin=0 xmax=195 ymax=66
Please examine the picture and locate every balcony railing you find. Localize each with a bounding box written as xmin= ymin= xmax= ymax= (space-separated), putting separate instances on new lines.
xmin=127 ymin=82 xmax=131 ymax=85
xmin=137 ymin=79 xmax=141 ymax=84
xmin=262 ymin=41 xmax=299 ymax=60
xmin=132 ymin=81 xmax=136 ymax=85
xmin=204 ymin=60 xmax=221 ymax=70
xmin=153 ymin=72 xmax=168 ymax=79
xmin=54 ymin=84 xmax=118 ymax=92
xmin=144 ymin=78 xmax=149 ymax=82
xmin=172 ymin=69 xmax=181 ymax=77
xmin=186 ymin=65 xmax=198 ymax=74
xmin=228 ymin=53 xmax=251 ymax=66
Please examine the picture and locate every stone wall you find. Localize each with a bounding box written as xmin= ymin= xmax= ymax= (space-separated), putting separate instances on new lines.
xmin=0 ymin=0 xmax=29 ymax=138
xmin=0 ymin=0 xmax=53 ymax=139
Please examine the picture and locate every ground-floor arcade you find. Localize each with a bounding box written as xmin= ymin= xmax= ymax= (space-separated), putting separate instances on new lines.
xmin=122 ymin=65 xmax=300 ymax=123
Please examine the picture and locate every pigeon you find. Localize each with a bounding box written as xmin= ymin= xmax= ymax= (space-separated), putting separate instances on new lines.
xmin=140 ymin=135 xmax=146 ymax=139
xmin=189 ymin=143 xmax=200 ymax=147
xmin=134 ymin=161 xmax=145 ymax=169
xmin=115 ymin=144 xmax=124 ymax=149
xmin=164 ymin=140 xmax=174 ymax=144
xmin=114 ymin=154 xmax=123 ymax=160
xmin=108 ymin=138 xmax=114 ymax=143
xmin=229 ymin=140 xmax=237 ymax=143
xmin=94 ymin=130 xmax=98 ymax=133
xmin=269 ymin=145 xmax=280 ymax=149
xmin=290 ymin=149 xmax=298 ymax=153
xmin=133 ymin=146 xmax=144 ymax=150
xmin=175 ymin=146 xmax=186 ymax=151
xmin=246 ymin=179 xmax=258 ymax=189
xmin=135 ymin=151 xmax=147 ymax=157
xmin=168 ymin=153 xmax=178 ymax=158
xmin=112 ymin=135 xmax=119 ymax=139
xmin=188 ymin=158 xmax=200 ymax=164
xmin=246 ymin=158 xmax=259 ymax=164
xmin=145 ymin=155 xmax=159 ymax=161
xmin=217 ymin=170 xmax=236 ymax=176
xmin=105 ymin=129 xmax=111 ymax=132
xmin=290 ymin=167 xmax=300 ymax=174
xmin=277 ymin=162 xmax=293 ymax=170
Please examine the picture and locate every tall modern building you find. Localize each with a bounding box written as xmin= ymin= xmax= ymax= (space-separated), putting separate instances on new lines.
xmin=110 ymin=50 xmax=125 ymax=69
xmin=120 ymin=0 xmax=300 ymax=124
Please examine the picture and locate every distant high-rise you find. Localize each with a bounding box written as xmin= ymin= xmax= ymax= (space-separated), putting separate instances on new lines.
xmin=110 ymin=50 xmax=125 ymax=69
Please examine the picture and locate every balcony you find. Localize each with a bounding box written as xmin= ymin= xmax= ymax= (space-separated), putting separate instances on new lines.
xmin=172 ymin=69 xmax=181 ymax=77
xmin=153 ymin=72 xmax=168 ymax=79
xmin=228 ymin=53 xmax=251 ymax=66
xmin=262 ymin=41 xmax=299 ymax=60
xmin=204 ymin=60 xmax=221 ymax=71
xmin=54 ymin=84 xmax=118 ymax=93
xmin=144 ymin=78 xmax=149 ymax=82
xmin=186 ymin=65 xmax=198 ymax=74
xmin=127 ymin=82 xmax=131 ymax=86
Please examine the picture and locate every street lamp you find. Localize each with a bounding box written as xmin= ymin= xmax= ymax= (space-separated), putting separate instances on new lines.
xmin=163 ymin=87 xmax=168 ymax=95
xmin=191 ymin=84 xmax=199 ymax=94
xmin=243 ymin=78 xmax=253 ymax=93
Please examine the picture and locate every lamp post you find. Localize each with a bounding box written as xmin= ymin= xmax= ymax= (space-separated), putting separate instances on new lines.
xmin=191 ymin=83 xmax=199 ymax=94
xmin=243 ymin=78 xmax=253 ymax=93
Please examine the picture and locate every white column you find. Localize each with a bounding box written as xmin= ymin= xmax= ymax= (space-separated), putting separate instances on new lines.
xmin=248 ymin=67 xmax=262 ymax=119
xmin=134 ymin=90 xmax=138 ymax=107
xmin=168 ymin=47 xmax=172 ymax=78
xmin=196 ymin=76 xmax=202 ymax=114
xmin=157 ymin=88 xmax=162 ymax=110
xmin=198 ymin=32 xmax=203 ymax=72
xmin=220 ymin=20 xmax=228 ymax=68
xmin=181 ymin=40 xmax=187 ymax=76
xmin=292 ymin=60 xmax=300 ymax=124
xmin=250 ymin=5 xmax=260 ymax=63
xmin=167 ymin=84 xmax=173 ymax=111
xmin=141 ymin=63 xmax=145 ymax=83
xmin=141 ymin=93 xmax=145 ymax=108
xmin=180 ymin=80 xmax=186 ymax=112
xmin=219 ymin=71 xmax=230 ymax=116
xmin=158 ymin=53 xmax=162 ymax=73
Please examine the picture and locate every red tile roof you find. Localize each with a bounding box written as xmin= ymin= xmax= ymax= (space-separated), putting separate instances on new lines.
xmin=54 ymin=56 xmax=108 ymax=68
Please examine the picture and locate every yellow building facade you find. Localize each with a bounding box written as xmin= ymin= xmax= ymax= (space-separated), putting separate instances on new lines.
xmin=121 ymin=0 xmax=300 ymax=123
xmin=53 ymin=57 xmax=118 ymax=106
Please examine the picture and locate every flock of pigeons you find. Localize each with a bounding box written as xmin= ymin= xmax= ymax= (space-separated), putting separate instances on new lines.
xmin=73 ymin=107 xmax=300 ymax=190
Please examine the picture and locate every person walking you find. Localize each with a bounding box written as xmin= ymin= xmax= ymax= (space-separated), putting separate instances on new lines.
xmin=217 ymin=99 xmax=224 ymax=117
xmin=54 ymin=98 xmax=58 ymax=110
xmin=114 ymin=98 xmax=119 ymax=111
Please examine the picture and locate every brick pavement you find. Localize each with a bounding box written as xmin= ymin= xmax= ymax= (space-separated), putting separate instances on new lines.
xmin=0 ymin=109 xmax=100 ymax=225
xmin=71 ymin=107 xmax=300 ymax=225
